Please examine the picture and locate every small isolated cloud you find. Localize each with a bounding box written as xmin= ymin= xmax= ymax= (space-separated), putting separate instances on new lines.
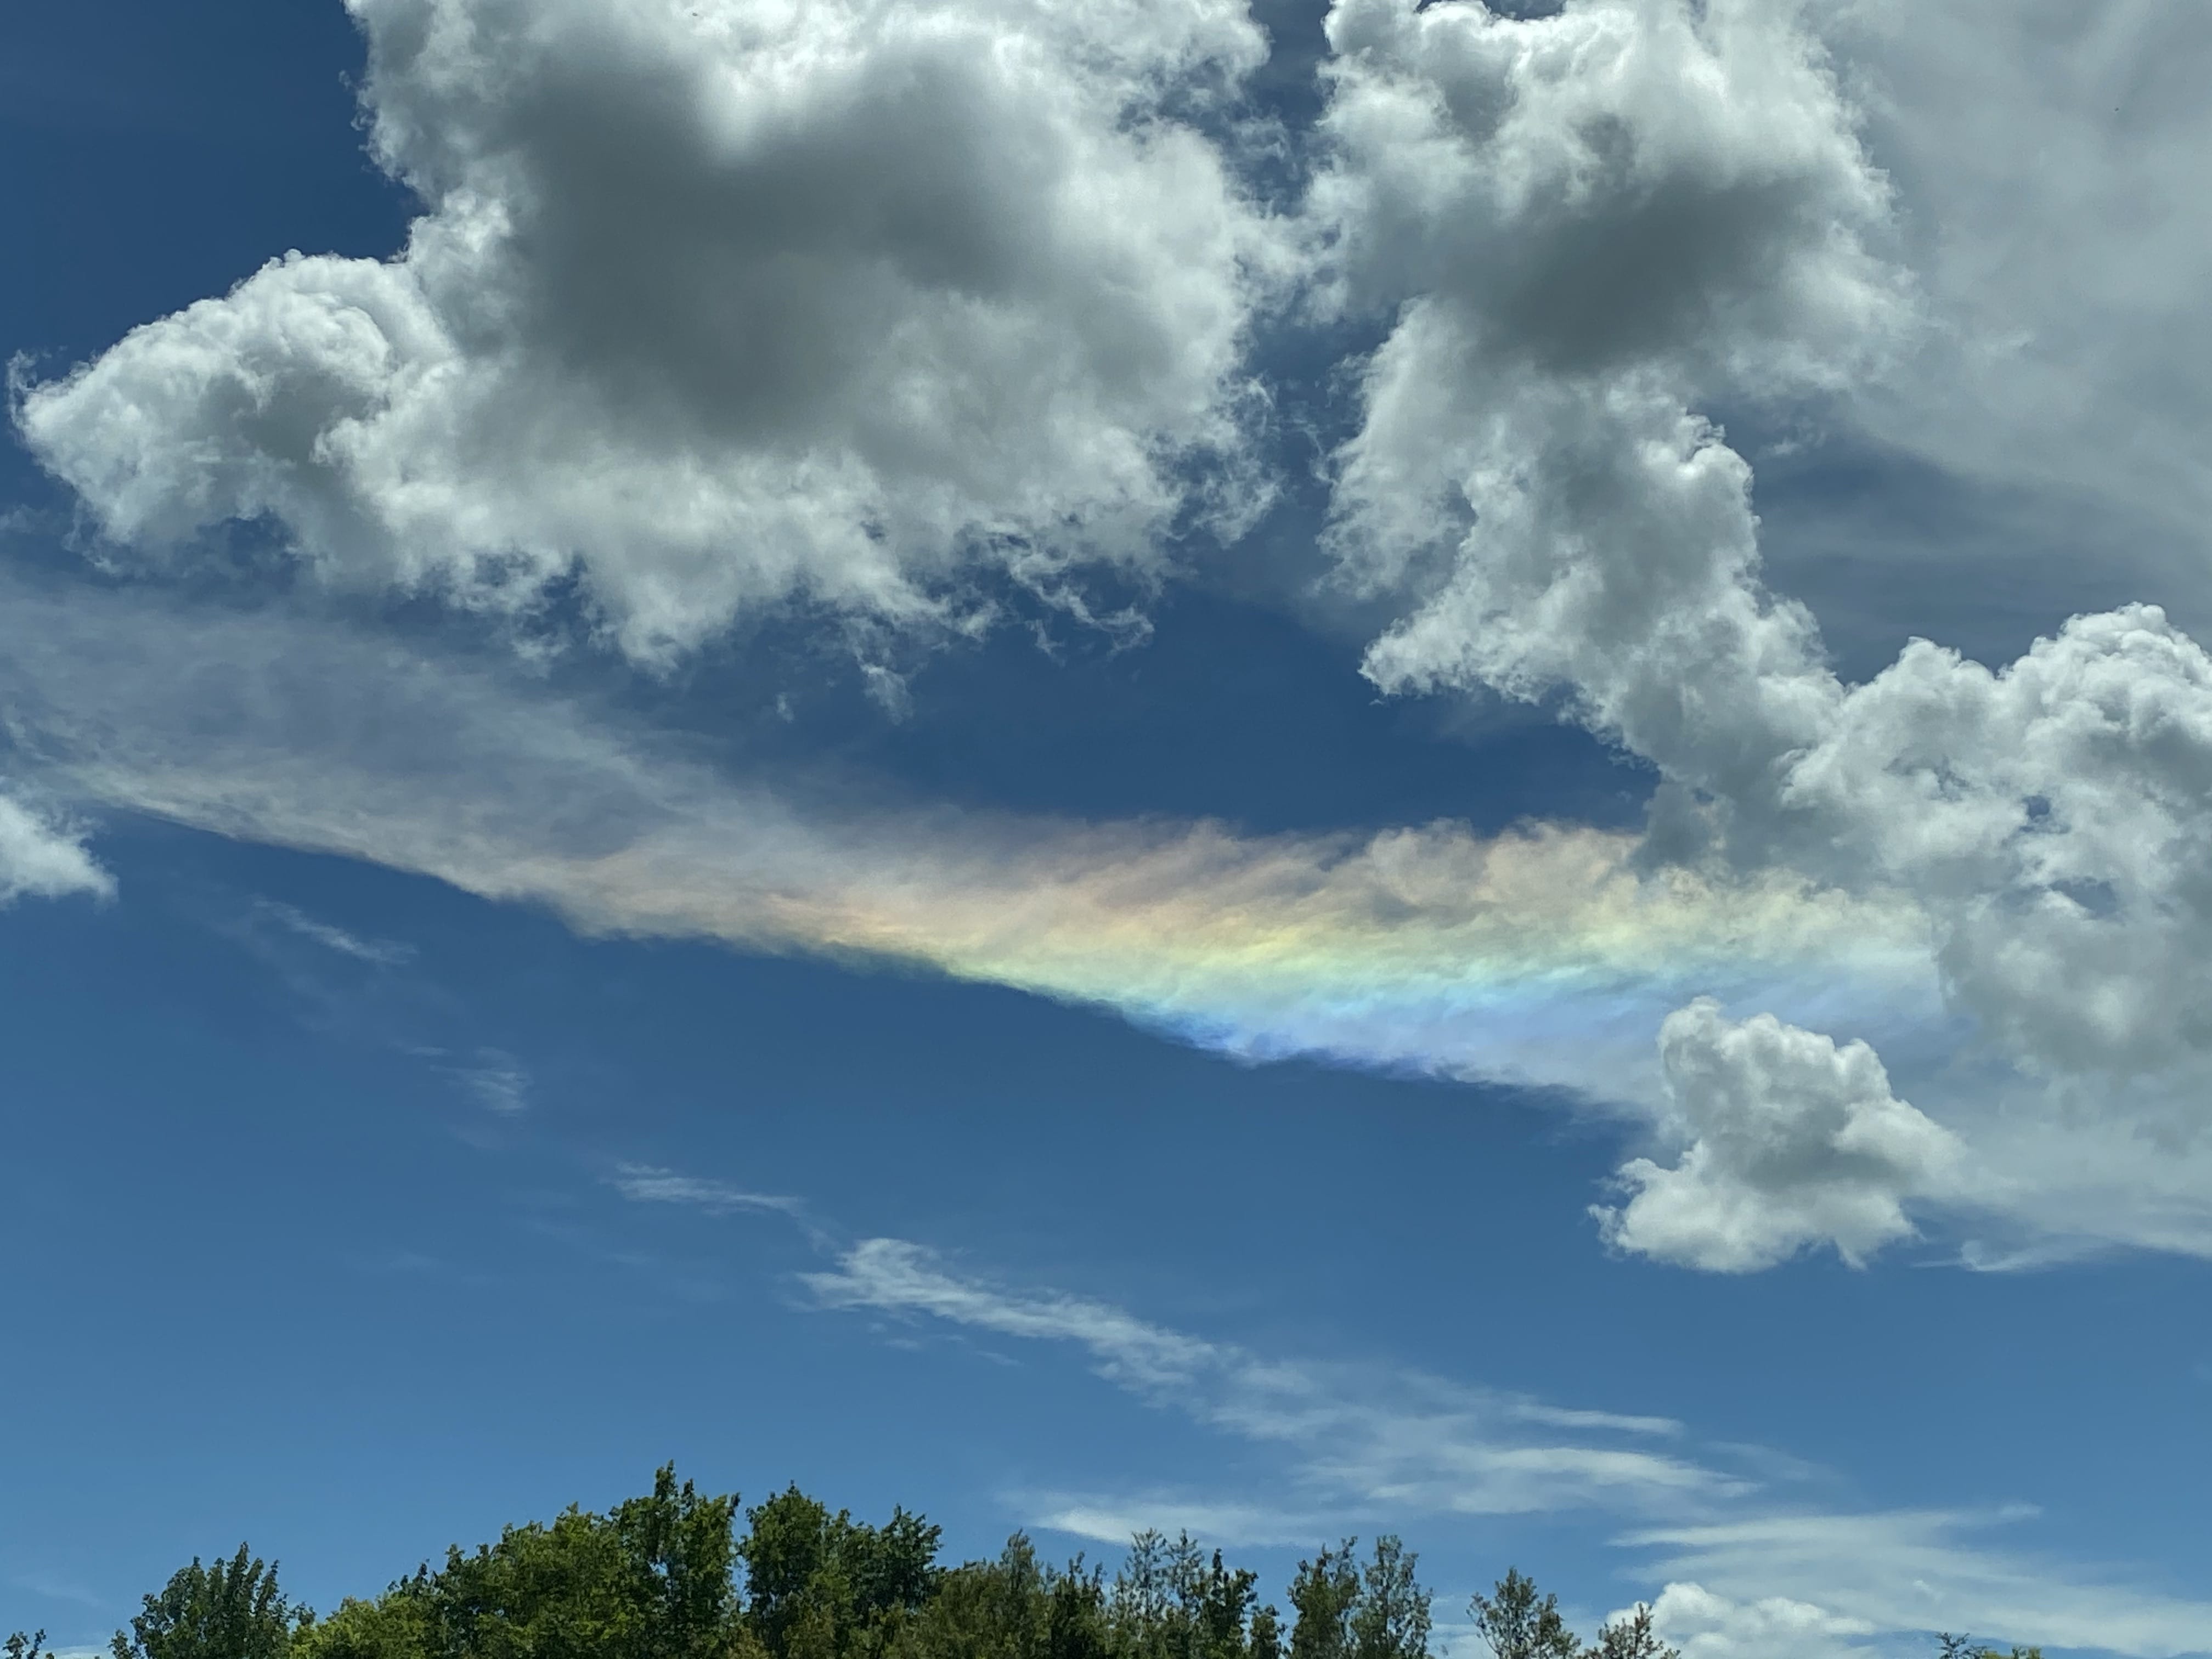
xmin=1026 ymin=1495 xmax=1336 ymax=1552
xmin=1596 ymin=999 xmax=1962 ymax=1272
xmin=805 ymin=1237 xmax=1217 ymax=1393
xmin=16 ymin=0 xmax=1287 ymax=663
xmin=0 ymin=788 xmax=112 ymax=906
xmin=611 ymin=1164 xmax=804 ymax=1220
xmin=252 ymin=899 xmax=414 ymax=966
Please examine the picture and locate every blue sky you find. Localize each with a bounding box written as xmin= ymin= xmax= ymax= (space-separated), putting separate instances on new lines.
xmin=6 ymin=2 xmax=2212 ymax=1656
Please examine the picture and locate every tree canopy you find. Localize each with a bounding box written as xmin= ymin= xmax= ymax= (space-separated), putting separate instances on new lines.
xmin=110 ymin=1544 xmax=304 ymax=1659
xmin=6 ymin=1468 xmax=2038 ymax=1659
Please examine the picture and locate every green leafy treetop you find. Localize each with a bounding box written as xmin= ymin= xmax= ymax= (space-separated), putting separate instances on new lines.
xmin=1350 ymin=1538 xmax=1430 ymax=1659
xmin=1247 ymin=1602 xmax=1283 ymax=1659
xmin=736 ymin=1485 xmax=940 ymax=1659
xmin=1285 ymin=1543 xmax=1358 ymax=1659
xmin=1470 ymin=1570 xmax=1580 ymax=1659
xmin=37 ymin=1469 xmax=2046 ymax=1659
xmin=300 ymin=1464 xmax=749 ymax=1659
xmin=891 ymin=1527 xmax=1288 ymax=1659
xmin=1938 ymin=1637 xmax=2046 ymax=1659
xmin=1469 ymin=1571 xmax=1678 ymax=1659
xmin=111 ymin=1544 xmax=307 ymax=1659
xmin=1582 ymin=1605 xmax=1674 ymax=1659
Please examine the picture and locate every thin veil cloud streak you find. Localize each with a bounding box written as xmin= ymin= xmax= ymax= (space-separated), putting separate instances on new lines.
xmin=607 ymin=1159 xmax=1725 ymax=1536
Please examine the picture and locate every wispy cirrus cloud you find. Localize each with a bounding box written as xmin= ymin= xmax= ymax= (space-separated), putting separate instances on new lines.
xmin=804 ymin=1235 xmax=1745 ymax=1524
xmin=611 ymin=1164 xmax=806 ymax=1220
xmin=251 ymin=898 xmax=414 ymax=967
xmin=791 ymin=1230 xmax=2212 ymax=1658
xmin=453 ymin=1051 xmax=531 ymax=1116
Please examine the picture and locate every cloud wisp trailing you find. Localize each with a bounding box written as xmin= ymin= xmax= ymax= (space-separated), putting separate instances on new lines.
xmin=787 ymin=1227 xmax=2212 ymax=1658
xmin=602 ymin=1159 xmax=2212 ymax=1652
xmin=252 ymin=898 xmax=416 ymax=967
xmin=611 ymin=1165 xmax=808 ymax=1221
xmin=804 ymin=1236 xmax=1733 ymax=1531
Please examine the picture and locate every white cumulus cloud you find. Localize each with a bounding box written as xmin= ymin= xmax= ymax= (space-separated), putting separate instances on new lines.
xmin=20 ymin=0 xmax=2212 ymax=1277
xmin=1784 ymin=606 xmax=2212 ymax=1084
xmin=1308 ymin=0 xmax=2212 ymax=1247
xmin=1311 ymin=0 xmax=1903 ymax=386
xmin=1638 ymin=1581 xmax=1874 ymax=1659
xmin=1314 ymin=0 xmax=1901 ymax=810
xmin=15 ymin=0 xmax=1287 ymax=663
xmin=1597 ymin=1000 xmax=1962 ymax=1271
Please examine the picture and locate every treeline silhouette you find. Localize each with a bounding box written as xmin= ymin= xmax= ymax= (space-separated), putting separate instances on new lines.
xmin=4 ymin=1468 xmax=2038 ymax=1659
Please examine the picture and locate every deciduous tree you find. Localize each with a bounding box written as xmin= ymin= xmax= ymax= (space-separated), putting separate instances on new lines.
xmin=111 ymin=1545 xmax=301 ymax=1659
